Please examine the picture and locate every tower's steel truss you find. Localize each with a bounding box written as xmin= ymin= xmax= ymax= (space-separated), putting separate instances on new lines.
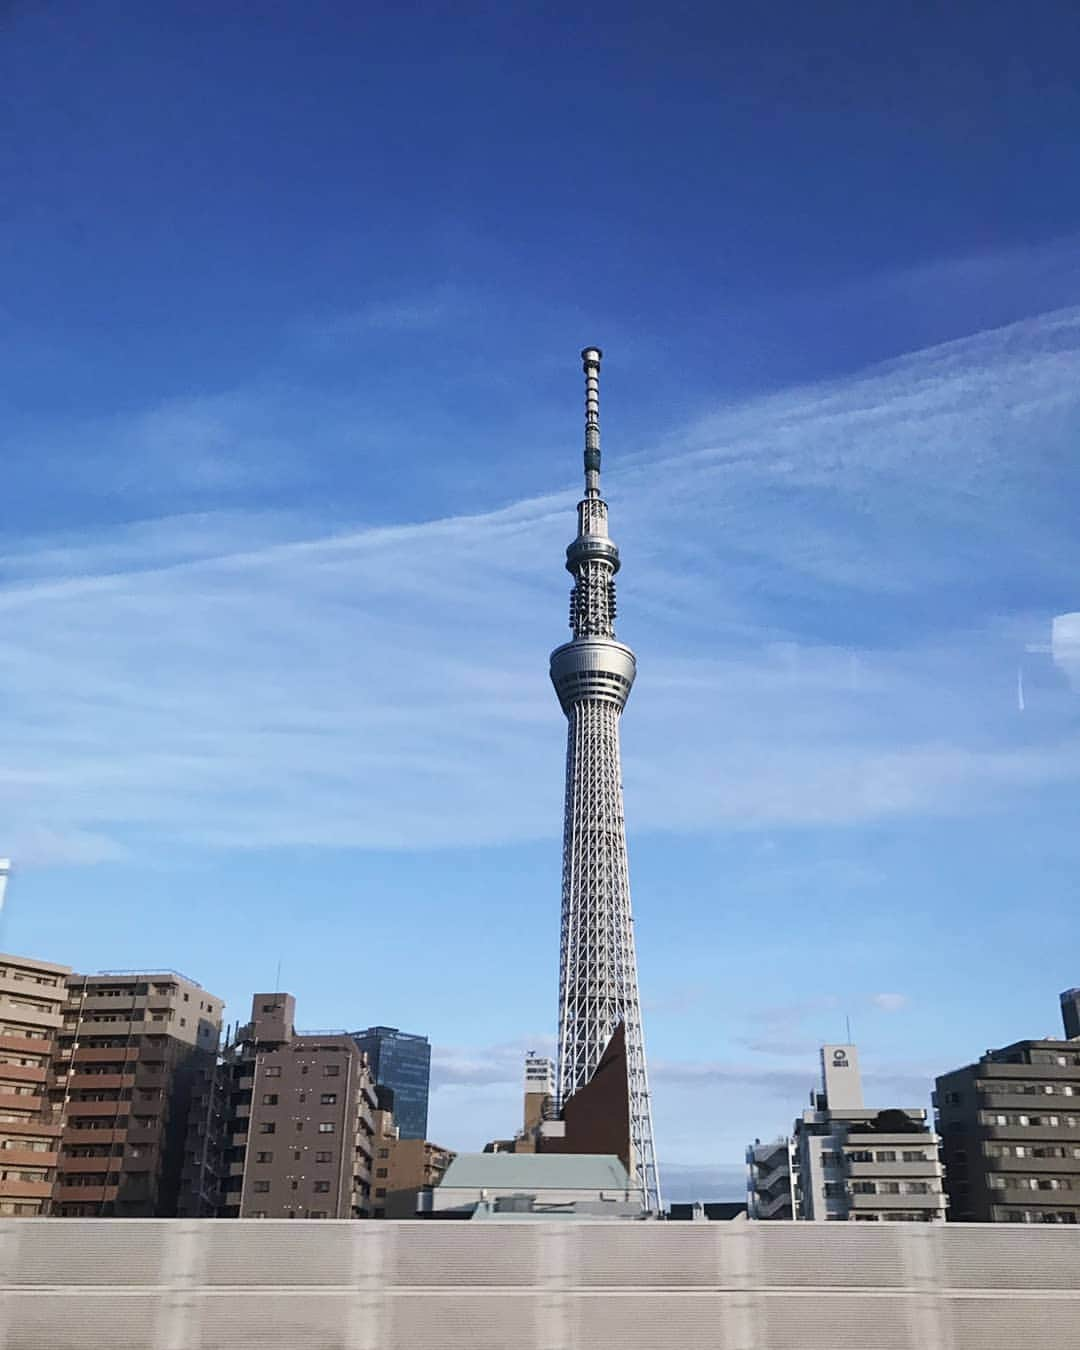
xmin=550 ymin=348 xmax=662 ymax=1213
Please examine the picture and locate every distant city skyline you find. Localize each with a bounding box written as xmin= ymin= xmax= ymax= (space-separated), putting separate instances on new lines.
xmin=4 ymin=1 xmax=1080 ymax=1198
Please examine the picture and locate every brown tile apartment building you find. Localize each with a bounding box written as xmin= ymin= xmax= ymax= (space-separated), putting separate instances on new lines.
xmin=220 ymin=993 xmax=377 ymax=1219
xmin=50 ymin=970 xmax=222 ymax=1216
xmin=0 ymin=952 xmax=71 ymax=1216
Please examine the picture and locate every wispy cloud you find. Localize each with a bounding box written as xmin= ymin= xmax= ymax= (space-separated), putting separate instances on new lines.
xmin=1052 ymin=612 xmax=1080 ymax=690
xmin=871 ymin=992 xmax=909 ymax=1013
xmin=3 ymin=306 xmax=1080 ymax=864
xmin=296 ymin=285 xmax=467 ymax=350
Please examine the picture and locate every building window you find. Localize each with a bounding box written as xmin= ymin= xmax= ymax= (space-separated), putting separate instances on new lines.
xmin=265 ymin=1067 xmax=281 ymax=1078
xmin=313 ymin=1180 xmax=331 ymax=1193
xmin=262 ymin=1094 xmax=279 ymax=1106
xmin=902 ymin=1151 xmax=928 ymax=1162
xmin=259 ymin=1123 xmax=275 ymax=1135
xmin=290 ymin=1180 xmax=298 ymax=1191
xmin=375 ymin=1187 xmax=386 ymax=1198
xmin=324 ymin=1065 xmax=340 ymax=1077
xmin=315 ymin=1152 xmax=333 ymax=1163
xmin=318 ymin=1123 xmax=334 ymax=1134
xmin=823 ymin=1182 xmax=845 ymax=1198
xmin=876 ymin=1151 xmax=896 ymax=1163
xmin=378 ymin=1148 xmax=390 ymax=1159
xmin=309 ymin=1210 xmax=328 ymax=1219
xmin=320 ymin=1093 xmax=337 ymax=1105
xmin=255 ymin=1152 xmax=273 ymax=1164
xmin=252 ymin=1181 xmax=270 ymax=1193
xmin=295 ymin=1122 xmax=304 ymax=1132
xmin=293 ymin=1151 xmax=301 ymax=1161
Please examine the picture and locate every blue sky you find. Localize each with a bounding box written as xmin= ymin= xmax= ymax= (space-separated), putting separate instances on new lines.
xmin=4 ymin=0 xmax=1080 ymax=1200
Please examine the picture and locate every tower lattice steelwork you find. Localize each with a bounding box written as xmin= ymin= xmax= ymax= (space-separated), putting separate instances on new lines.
xmin=550 ymin=347 xmax=662 ymax=1213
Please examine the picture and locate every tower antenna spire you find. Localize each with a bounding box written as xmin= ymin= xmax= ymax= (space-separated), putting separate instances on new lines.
xmin=550 ymin=347 xmax=661 ymax=1213
xmin=582 ymin=346 xmax=602 ymax=497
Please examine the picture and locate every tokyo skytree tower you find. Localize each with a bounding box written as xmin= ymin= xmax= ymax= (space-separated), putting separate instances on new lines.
xmin=549 ymin=347 xmax=662 ymax=1213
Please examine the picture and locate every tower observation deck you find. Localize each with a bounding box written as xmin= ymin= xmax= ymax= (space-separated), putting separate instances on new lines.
xmin=549 ymin=348 xmax=661 ymax=1213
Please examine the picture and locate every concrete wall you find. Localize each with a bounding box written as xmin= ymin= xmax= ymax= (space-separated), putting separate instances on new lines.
xmin=1 ymin=1219 xmax=1079 ymax=1348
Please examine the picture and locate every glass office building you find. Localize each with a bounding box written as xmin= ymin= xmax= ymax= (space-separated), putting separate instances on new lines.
xmin=352 ymin=1026 xmax=431 ymax=1140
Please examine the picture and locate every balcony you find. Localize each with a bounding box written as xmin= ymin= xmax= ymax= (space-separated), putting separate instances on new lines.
xmin=74 ymin=1046 xmax=140 ymax=1065
xmin=126 ymin=1126 xmax=162 ymax=1147
xmin=67 ymin=1073 xmax=135 ymax=1093
xmin=979 ymin=1090 xmax=1073 ymax=1111
xmin=846 ymin=1161 xmax=941 ymax=1178
xmin=0 ymin=998 xmax=62 ymax=1029
xmin=0 ymin=1147 xmax=58 ymax=1168
xmin=60 ymin=1155 xmax=115 ymax=1173
xmin=849 ymin=1191 xmax=948 ymax=1210
xmin=54 ymin=1184 xmax=118 ymax=1204
xmin=986 ymin=1154 xmax=1080 ymax=1174
xmin=0 ymin=1033 xmax=55 ymax=1056
xmin=992 ymin=1184 xmax=1078 ymax=1208
xmin=0 ymin=1062 xmax=47 ymax=1086
xmin=0 ymin=1092 xmax=44 ymax=1114
xmin=65 ymin=1020 xmax=141 ymax=1038
xmin=845 ymin=1132 xmax=936 ymax=1147
xmin=0 ymin=1178 xmax=53 ymax=1201
xmin=984 ymin=1123 xmax=1080 ymax=1143
xmin=60 ymin=1129 xmax=125 ymax=1148
xmin=62 ymin=1100 xmax=124 ymax=1118
xmin=978 ymin=1063 xmax=1080 ymax=1082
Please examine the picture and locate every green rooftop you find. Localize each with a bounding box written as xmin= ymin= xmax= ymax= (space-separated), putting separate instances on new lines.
xmin=439 ymin=1152 xmax=631 ymax=1192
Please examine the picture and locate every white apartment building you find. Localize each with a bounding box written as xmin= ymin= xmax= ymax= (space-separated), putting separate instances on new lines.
xmin=749 ymin=1044 xmax=946 ymax=1223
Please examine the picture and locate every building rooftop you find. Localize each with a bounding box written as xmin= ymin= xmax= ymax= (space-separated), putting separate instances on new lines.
xmin=439 ymin=1152 xmax=631 ymax=1193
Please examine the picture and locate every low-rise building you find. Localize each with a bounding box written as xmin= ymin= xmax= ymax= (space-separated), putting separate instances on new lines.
xmin=370 ymin=1091 xmax=454 ymax=1217
xmin=0 ymin=950 xmax=71 ymax=1216
xmin=430 ymin=1152 xmax=642 ymax=1218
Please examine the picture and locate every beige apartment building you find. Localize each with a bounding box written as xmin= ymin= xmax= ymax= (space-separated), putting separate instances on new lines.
xmin=370 ymin=1092 xmax=453 ymax=1217
xmin=50 ymin=970 xmax=223 ymax=1216
xmin=0 ymin=951 xmax=71 ymax=1216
